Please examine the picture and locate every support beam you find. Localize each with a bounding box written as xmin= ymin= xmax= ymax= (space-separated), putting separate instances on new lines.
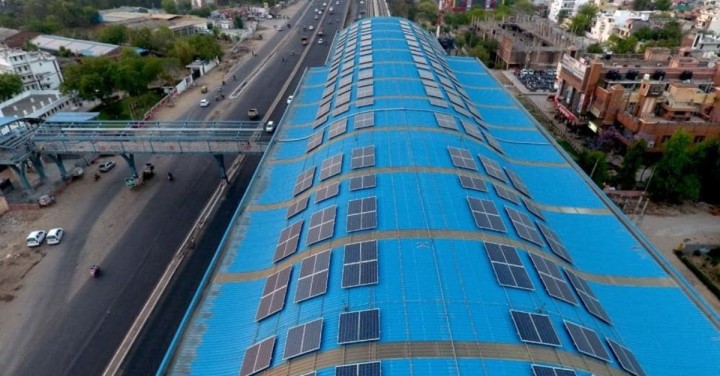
xmin=9 ymin=163 xmax=32 ymax=191
xmin=213 ymin=154 xmax=228 ymax=181
xmin=29 ymin=153 xmax=48 ymax=182
xmin=47 ymin=154 xmax=69 ymax=181
xmin=120 ymin=154 xmax=138 ymax=178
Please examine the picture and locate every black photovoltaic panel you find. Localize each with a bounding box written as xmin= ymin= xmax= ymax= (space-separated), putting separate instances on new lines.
xmin=529 ymin=253 xmax=578 ymax=305
xmin=306 ymin=206 xmax=337 ymax=245
xmin=355 ymin=112 xmax=374 ymax=128
xmin=484 ymin=131 xmax=504 ymax=154
xmin=459 ymin=175 xmax=487 ymax=192
xmin=435 ymin=113 xmax=458 ymax=130
xmin=349 ymin=174 xmax=377 ymax=191
xmin=336 ymin=362 xmax=381 ymax=376
xmin=315 ymin=182 xmax=340 ymax=203
xmin=479 ymin=156 xmax=507 ymax=182
xmin=537 ymin=222 xmax=574 ymax=263
xmin=466 ymin=197 xmax=506 ymax=232
xmin=273 ymin=221 xmax=303 ymax=262
xmin=329 ymin=119 xmax=348 ymax=139
xmin=293 ymin=167 xmax=316 ymax=197
xmin=342 ymin=240 xmax=378 ymax=288
xmin=493 ymin=184 xmax=520 ymax=204
xmin=320 ymin=154 xmax=343 ymax=181
xmin=306 ymin=130 xmax=324 ymax=153
xmin=607 ymin=339 xmax=646 ymax=376
xmin=338 ymin=309 xmax=380 ymax=344
xmin=506 ymin=207 xmax=544 ymax=246
xmin=531 ymin=365 xmax=577 ymax=376
xmin=287 ymin=196 xmax=309 ymax=219
xmin=256 ymin=266 xmax=292 ymax=321
xmin=484 ymin=242 xmax=534 ymax=290
xmin=510 ymin=310 xmax=561 ymax=346
xmin=565 ymin=270 xmax=611 ymax=323
xmin=522 ymin=196 xmax=545 ymax=220
xmin=347 ymin=196 xmax=377 ymax=232
xmin=283 ymin=318 xmax=323 ymax=359
xmin=447 ymin=146 xmax=478 ymax=170
xmin=351 ymin=146 xmax=376 ymax=169
xmin=295 ymin=250 xmax=332 ymax=302
xmin=564 ymin=321 xmax=611 ymax=361
xmin=239 ymin=336 xmax=276 ymax=376
xmin=505 ymin=168 xmax=532 ymax=198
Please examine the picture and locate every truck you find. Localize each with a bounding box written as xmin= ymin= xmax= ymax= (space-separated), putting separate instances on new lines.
xmin=301 ymin=37 xmax=309 ymax=45
xmin=248 ymin=108 xmax=260 ymax=120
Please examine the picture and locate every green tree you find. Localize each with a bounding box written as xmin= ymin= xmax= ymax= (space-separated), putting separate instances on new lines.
xmin=557 ymin=9 xmax=569 ymax=23
xmin=98 ymin=24 xmax=129 ymax=45
xmin=0 ymin=73 xmax=23 ymax=100
xmin=655 ymin=0 xmax=672 ymax=11
xmin=187 ymin=34 xmax=223 ymax=61
xmin=190 ymin=6 xmax=214 ymax=18
xmin=614 ymin=140 xmax=647 ymax=189
xmin=633 ymin=0 xmax=652 ymax=10
xmin=161 ymin=0 xmax=178 ymax=14
xmin=577 ymin=150 xmax=609 ymax=186
xmin=569 ymin=4 xmax=599 ymax=36
xmin=177 ymin=0 xmax=193 ymax=13
xmin=61 ymin=57 xmax=117 ymax=103
xmin=649 ymin=130 xmax=701 ymax=203
xmin=607 ymin=34 xmax=638 ymax=53
xmin=234 ymin=16 xmax=244 ymax=29
xmin=691 ymin=138 xmax=720 ymax=204
xmin=586 ymin=43 xmax=604 ymax=53
xmin=415 ymin=0 xmax=438 ymax=23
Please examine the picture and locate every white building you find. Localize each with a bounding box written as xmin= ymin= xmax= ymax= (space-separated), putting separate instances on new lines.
xmin=689 ymin=33 xmax=720 ymax=54
xmin=0 ymin=90 xmax=75 ymax=119
xmin=548 ymin=0 xmax=591 ymax=23
xmin=0 ymin=49 xmax=63 ymax=92
xmin=695 ymin=8 xmax=720 ymax=34
xmin=589 ymin=10 xmax=652 ymax=42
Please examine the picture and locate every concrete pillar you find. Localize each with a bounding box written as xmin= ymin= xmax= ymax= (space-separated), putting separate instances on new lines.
xmin=46 ymin=154 xmax=69 ymax=181
xmin=29 ymin=153 xmax=48 ymax=182
xmin=9 ymin=163 xmax=32 ymax=191
xmin=214 ymin=154 xmax=228 ymax=181
xmin=120 ymin=154 xmax=138 ymax=178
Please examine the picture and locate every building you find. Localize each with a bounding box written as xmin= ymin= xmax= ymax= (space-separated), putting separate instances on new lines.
xmin=695 ymin=7 xmax=720 ymax=34
xmin=0 ymin=90 xmax=76 ymax=119
xmin=684 ymin=32 xmax=720 ymax=54
xmin=159 ymin=17 xmax=720 ymax=375
xmin=548 ymin=0 xmax=591 ymax=23
xmin=30 ymin=35 xmax=121 ymax=57
xmin=99 ymin=9 xmax=209 ymax=37
xmin=0 ymin=49 xmax=63 ymax=92
xmin=589 ymin=10 xmax=652 ymax=42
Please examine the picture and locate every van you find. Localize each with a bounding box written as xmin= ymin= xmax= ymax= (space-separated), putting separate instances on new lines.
xmin=46 ymin=228 xmax=64 ymax=245
xmin=26 ymin=230 xmax=46 ymax=247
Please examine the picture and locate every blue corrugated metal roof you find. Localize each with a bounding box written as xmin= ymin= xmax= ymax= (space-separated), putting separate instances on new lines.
xmin=160 ymin=17 xmax=720 ymax=376
xmin=44 ymin=112 xmax=100 ymax=123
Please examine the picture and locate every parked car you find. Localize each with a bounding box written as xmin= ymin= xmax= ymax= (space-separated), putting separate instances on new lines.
xmin=200 ymin=99 xmax=209 ymax=107
xmin=26 ymin=230 xmax=46 ymax=247
xmin=98 ymin=161 xmax=116 ymax=172
xmin=265 ymin=121 xmax=275 ymax=133
xmin=46 ymin=228 xmax=64 ymax=245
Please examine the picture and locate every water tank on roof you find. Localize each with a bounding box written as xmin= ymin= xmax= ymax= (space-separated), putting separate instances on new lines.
xmin=644 ymin=73 xmax=651 ymax=80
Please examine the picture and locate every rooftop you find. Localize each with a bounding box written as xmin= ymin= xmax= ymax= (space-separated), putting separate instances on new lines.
xmin=30 ymin=35 xmax=120 ymax=57
xmin=0 ymin=91 xmax=62 ymax=118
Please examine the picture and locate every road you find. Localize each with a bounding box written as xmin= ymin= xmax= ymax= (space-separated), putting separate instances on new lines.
xmin=3 ymin=1 xmax=350 ymax=375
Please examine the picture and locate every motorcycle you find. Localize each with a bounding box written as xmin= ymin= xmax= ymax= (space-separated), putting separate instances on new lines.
xmin=90 ymin=265 xmax=101 ymax=278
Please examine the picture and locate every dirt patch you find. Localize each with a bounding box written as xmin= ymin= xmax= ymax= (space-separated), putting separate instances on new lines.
xmin=0 ymin=211 xmax=48 ymax=301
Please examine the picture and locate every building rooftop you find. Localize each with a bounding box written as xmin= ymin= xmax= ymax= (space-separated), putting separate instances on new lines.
xmin=160 ymin=17 xmax=720 ymax=376
xmin=45 ymin=112 xmax=100 ymax=123
xmin=30 ymin=35 xmax=119 ymax=57
xmin=0 ymin=92 xmax=62 ymax=118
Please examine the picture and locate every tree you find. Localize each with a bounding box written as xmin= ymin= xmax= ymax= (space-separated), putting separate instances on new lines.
xmin=607 ymin=34 xmax=638 ymax=54
xmin=98 ymin=24 xmax=129 ymax=45
xmin=569 ymin=4 xmax=599 ymax=36
xmin=415 ymin=0 xmax=438 ymax=23
xmin=0 ymin=73 xmax=23 ymax=100
xmin=234 ymin=15 xmax=244 ymax=29
xmin=649 ymin=130 xmax=701 ymax=203
xmin=655 ymin=0 xmax=672 ymax=11
xmin=614 ymin=140 xmax=647 ymax=189
xmin=691 ymin=138 xmax=720 ymax=204
xmin=557 ymin=9 xmax=569 ymax=23
xmin=577 ymin=150 xmax=609 ymax=186
xmin=633 ymin=0 xmax=652 ymax=10
xmin=161 ymin=0 xmax=178 ymax=14
xmin=61 ymin=57 xmax=117 ymax=103
xmin=586 ymin=43 xmax=604 ymax=53
xmin=187 ymin=34 xmax=223 ymax=61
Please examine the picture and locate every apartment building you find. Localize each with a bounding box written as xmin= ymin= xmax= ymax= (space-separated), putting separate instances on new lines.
xmin=548 ymin=0 xmax=590 ymax=23
xmin=589 ymin=10 xmax=652 ymax=42
xmin=0 ymin=48 xmax=63 ymax=92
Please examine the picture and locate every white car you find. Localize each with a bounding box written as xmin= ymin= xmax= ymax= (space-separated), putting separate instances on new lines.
xmin=286 ymin=95 xmax=294 ymax=104
xmin=308 ymin=25 xmax=314 ymax=30
xmin=265 ymin=121 xmax=275 ymax=133
xmin=200 ymin=99 xmax=209 ymax=107
xmin=314 ymin=15 xmax=318 ymax=20
xmin=318 ymin=38 xmax=324 ymax=44
xmin=98 ymin=161 xmax=116 ymax=172
xmin=26 ymin=230 xmax=46 ymax=247
xmin=46 ymin=228 xmax=64 ymax=245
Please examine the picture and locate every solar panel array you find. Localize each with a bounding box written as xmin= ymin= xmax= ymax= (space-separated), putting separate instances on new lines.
xmin=467 ymin=197 xmax=506 ymax=232
xmin=320 ymin=154 xmax=343 ymax=181
xmin=461 ymin=118 xmax=484 ymax=141
xmin=459 ymin=174 xmax=487 ymax=192
xmin=256 ymin=266 xmax=292 ymax=321
xmin=565 ymin=270 xmax=611 ymax=323
xmin=607 ymin=339 xmax=646 ymax=376
xmin=505 ymin=169 xmax=532 ymax=198
xmin=287 ymin=196 xmax=309 ymax=219
xmin=529 ymin=253 xmax=578 ymax=305
xmin=239 ymin=336 xmax=276 ymax=376
xmin=564 ymin=321 xmax=611 ymax=361
xmin=273 ymin=221 xmax=303 ymax=262
xmin=336 ymin=362 xmax=381 ymax=376
xmin=448 ymin=146 xmax=478 ymax=170
xmin=535 ymin=222 xmax=573 ymax=263
xmin=494 ymin=183 xmax=520 ymax=204
xmin=315 ymin=182 xmax=340 ymax=203
xmin=506 ymin=207 xmax=544 ymax=246
xmin=435 ymin=113 xmax=457 ymax=130
xmin=531 ymin=365 xmax=577 ymax=376
xmin=306 ymin=130 xmax=324 ymax=153
xmin=480 ymin=156 xmax=507 ymax=182
xmin=510 ymin=310 xmax=561 ymax=346
xmin=349 ymin=174 xmax=376 ymax=191
xmin=338 ymin=309 xmax=380 ymax=344
xmin=355 ymin=112 xmax=374 ymax=129
xmin=329 ymin=119 xmax=347 ymax=139
xmin=484 ymin=131 xmax=504 ymax=154
xmin=283 ymin=318 xmax=323 ymax=359
xmin=347 ymin=196 xmax=377 ymax=232
xmin=293 ymin=167 xmax=316 ymax=196
xmin=522 ymin=196 xmax=545 ymax=220
xmin=306 ymin=206 xmax=337 ymax=245
xmin=484 ymin=242 xmax=534 ymax=290
xmin=351 ymin=146 xmax=376 ymax=169
xmin=343 ymin=240 xmax=379 ymax=288
xmin=295 ymin=250 xmax=332 ymax=302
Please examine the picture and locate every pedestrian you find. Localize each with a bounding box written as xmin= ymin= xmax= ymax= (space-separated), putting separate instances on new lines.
xmin=291 ymin=50 xmax=295 ymax=55
xmin=282 ymin=57 xmax=286 ymax=62
xmin=222 ymin=80 xmax=225 ymax=85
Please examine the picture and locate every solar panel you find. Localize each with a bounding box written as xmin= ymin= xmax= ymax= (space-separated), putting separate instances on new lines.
xmin=295 ymin=250 xmax=332 ymax=302
xmin=458 ymin=174 xmax=487 ymax=192
xmin=506 ymin=207 xmax=544 ymax=246
xmin=350 ymin=174 xmax=377 ymax=191
xmin=461 ymin=119 xmax=484 ymax=141
xmin=537 ymin=222 xmax=574 ymax=263
xmin=479 ymin=156 xmax=507 ymax=182
xmin=239 ymin=336 xmax=276 ymax=376
xmin=564 ymin=321 xmax=611 ymax=361
xmin=336 ymin=92 xmax=351 ymax=107
xmin=505 ymin=168 xmax=532 ymax=198
xmin=306 ymin=206 xmax=337 ymax=246
xmin=531 ymin=365 xmax=577 ymax=376
xmin=273 ymin=221 xmax=303 ymax=263
xmin=607 ymin=339 xmax=646 ymax=376
xmin=347 ymin=196 xmax=377 ymax=232
xmin=529 ymin=253 xmax=578 ymax=305
xmin=565 ymin=270 xmax=611 ymax=323
xmin=493 ymin=183 xmax=520 ymax=204
xmin=342 ymin=240 xmax=379 ymax=288
xmin=256 ymin=266 xmax=292 ymax=321
xmin=510 ymin=310 xmax=561 ymax=346
xmin=351 ymin=146 xmax=375 ymax=169
xmin=467 ymin=197 xmax=506 ymax=232
xmin=447 ymin=146 xmax=478 ymax=170
xmin=320 ymin=154 xmax=343 ymax=181
xmin=357 ymin=86 xmax=373 ymax=99
xmin=333 ymin=104 xmax=350 ymax=117
xmin=338 ymin=309 xmax=380 ymax=344
xmin=358 ymin=69 xmax=373 ymax=80
xmin=283 ymin=318 xmax=323 ymax=359
xmin=426 ymin=87 xmax=443 ymax=99
xmin=354 ymin=112 xmax=374 ymax=129
xmin=484 ymin=242 xmax=533 ymax=290
xmin=522 ymin=196 xmax=545 ymax=220
xmin=484 ymin=131 xmax=504 ymax=154
xmin=293 ymin=167 xmax=316 ymax=197
xmin=429 ymin=97 xmax=448 ymax=108
xmin=306 ymin=130 xmax=324 ymax=153
xmin=287 ymin=196 xmax=309 ymax=219
xmin=435 ymin=113 xmax=457 ymax=130
xmin=329 ymin=119 xmax=348 ymax=139
xmin=356 ymin=98 xmax=374 ymax=107
xmin=336 ymin=362 xmax=381 ymax=376
xmin=315 ymin=182 xmax=340 ymax=203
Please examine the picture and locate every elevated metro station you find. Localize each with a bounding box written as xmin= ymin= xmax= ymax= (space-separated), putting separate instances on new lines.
xmin=159 ymin=17 xmax=720 ymax=376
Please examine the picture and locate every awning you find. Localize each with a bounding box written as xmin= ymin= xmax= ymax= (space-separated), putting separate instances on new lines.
xmin=556 ymin=104 xmax=575 ymax=122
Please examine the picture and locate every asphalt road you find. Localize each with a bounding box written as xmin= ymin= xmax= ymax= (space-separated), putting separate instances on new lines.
xmin=5 ymin=1 xmax=348 ymax=376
